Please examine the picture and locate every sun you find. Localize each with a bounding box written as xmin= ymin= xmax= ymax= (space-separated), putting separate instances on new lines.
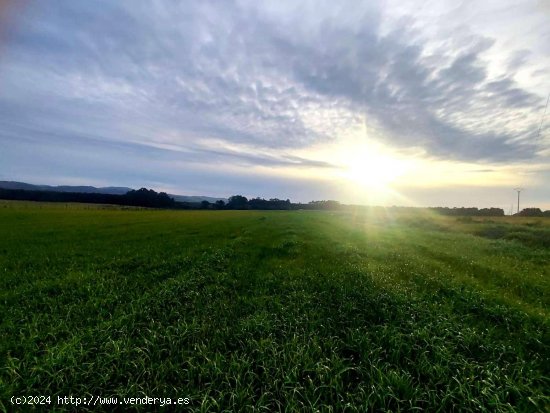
xmin=344 ymin=152 xmax=406 ymax=188
xmin=337 ymin=144 xmax=410 ymax=190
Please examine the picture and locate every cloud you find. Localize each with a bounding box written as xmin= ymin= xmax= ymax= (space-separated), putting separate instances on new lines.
xmin=0 ymin=0 xmax=548 ymax=194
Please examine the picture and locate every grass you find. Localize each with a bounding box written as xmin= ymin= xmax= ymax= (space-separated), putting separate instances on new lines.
xmin=0 ymin=201 xmax=549 ymax=411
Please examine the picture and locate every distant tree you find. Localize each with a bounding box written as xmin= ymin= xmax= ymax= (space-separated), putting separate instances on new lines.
xmin=227 ymin=195 xmax=248 ymax=209
xmin=268 ymin=198 xmax=291 ymax=210
xmin=516 ymin=208 xmax=543 ymax=217
xmin=0 ymin=187 xmax=178 ymax=209
xmin=0 ymin=188 xmax=122 ymax=205
xmin=248 ymin=197 xmax=264 ymax=210
xmin=307 ymin=200 xmax=341 ymax=210
xmin=214 ymin=200 xmax=226 ymax=209
xmin=123 ymin=188 xmax=175 ymax=208
xmin=200 ymin=200 xmax=210 ymax=209
xmin=543 ymin=210 xmax=550 ymax=217
xmin=480 ymin=208 xmax=505 ymax=217
xmin=429 ymin=207 xmax=504 ymax=217
xmin=223 ymin=197 xmax=291 ymax=210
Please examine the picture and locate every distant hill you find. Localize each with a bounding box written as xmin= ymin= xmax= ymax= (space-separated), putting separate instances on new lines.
xmin=0 ymin=181 xmax=227 ymax=203
xmin=0 ymin=181 xmax=132 ymax=195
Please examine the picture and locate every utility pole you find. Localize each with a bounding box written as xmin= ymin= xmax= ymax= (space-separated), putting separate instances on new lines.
xmin=513 ymin=188 xmax=523 ymax=214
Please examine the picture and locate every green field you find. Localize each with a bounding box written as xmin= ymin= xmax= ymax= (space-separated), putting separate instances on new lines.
xmin=1 ymin=201 xmax=549 ymax=412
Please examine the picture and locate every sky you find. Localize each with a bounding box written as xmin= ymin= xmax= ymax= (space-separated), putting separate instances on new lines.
xmin=0 ymin=0 xmax=549 ymax=210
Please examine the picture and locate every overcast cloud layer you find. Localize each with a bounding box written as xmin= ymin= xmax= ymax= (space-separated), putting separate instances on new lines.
xmin=0 ymin=0 xmax=548 ymax=205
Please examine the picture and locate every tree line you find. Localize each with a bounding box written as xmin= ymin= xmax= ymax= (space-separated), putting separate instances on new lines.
xmin=1 ymin=188 xmax=548 ymax=216
xmin=0 ymin=188 xmax=175 ymax=208
xmin=515 ymin=208 xmax=550 ymax=217
xmin=428 ymin=207 xmax=505 ymax=216
xmin=200 ymin=196 xmax=344 ymax=211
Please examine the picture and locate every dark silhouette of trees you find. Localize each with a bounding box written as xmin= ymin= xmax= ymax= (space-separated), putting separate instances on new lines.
xmin=123 ymin=188 xmax=175 ymax=208
xmin=0 ymin=188 xmax=120 ymax=205
xmin=430 ymin=207 xmax=504 ymax=217
xmin=227 ymin=195 xmax=249 ymax=209
xmin=248 ymin=198 xmax=291 ymax=210
xmin=301 ymin=200 xmax=342 ymax=210
xmin=516 ymin=208 xmax=544 ymax=217
xmin=1 ymin=188 xmax=542 ymax=216
xmin=0 ymin=188 xmax=175 ymax=208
